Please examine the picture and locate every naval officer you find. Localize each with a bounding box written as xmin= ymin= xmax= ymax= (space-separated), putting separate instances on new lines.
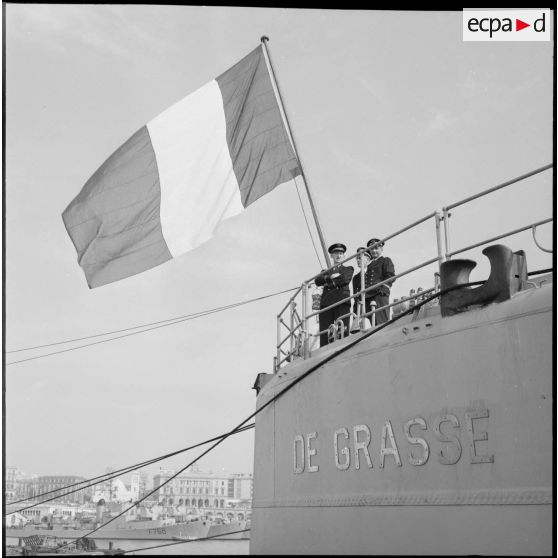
xmin=315 ymin=243 xmax=354 ymax=346
xmin=363 ymin=238 xmax=396 ymax=325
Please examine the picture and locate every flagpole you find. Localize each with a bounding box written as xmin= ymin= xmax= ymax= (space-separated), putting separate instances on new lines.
xmin=260 ymin=36 xmax=331 ymax=268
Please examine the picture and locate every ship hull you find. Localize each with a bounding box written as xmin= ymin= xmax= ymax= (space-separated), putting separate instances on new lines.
xmin=7 ymin=520 xmax=210 ymax=541
xmin=207 ymin=519 xmax=250 ymax=540
xmin=250 ymin=284 xmax=553 ymax=555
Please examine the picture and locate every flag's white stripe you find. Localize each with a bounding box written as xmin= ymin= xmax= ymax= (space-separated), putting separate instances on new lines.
xmin=147 ymin=80 xmax=243 ymax=258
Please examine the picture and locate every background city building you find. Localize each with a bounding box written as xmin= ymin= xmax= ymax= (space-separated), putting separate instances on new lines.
xmin=5 ymin=464 xmax=253 ymax=524
xmin=36 ymin=475 xmax=88 ymax=504
xmin=228 ymin=472 xmax=253 ymax=501
xmin=5 ymin=466 xmax=25 ymax=500
xmin=152 ymin=465 xmax=253 ymax=520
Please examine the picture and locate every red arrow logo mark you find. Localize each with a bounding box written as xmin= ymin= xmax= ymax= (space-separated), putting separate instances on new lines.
xmin=516 ymin=18 xmax=530 ymax=31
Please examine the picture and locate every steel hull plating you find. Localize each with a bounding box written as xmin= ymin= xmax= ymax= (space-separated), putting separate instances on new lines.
xmin=207 ymin=520 xmax=250 ymax=539
xmin=250 ymin=285 xmax=553 ymax=555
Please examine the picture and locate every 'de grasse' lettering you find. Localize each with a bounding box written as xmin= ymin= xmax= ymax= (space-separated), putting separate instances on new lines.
xmin=293 ymin=409 xmax=494 ymax=474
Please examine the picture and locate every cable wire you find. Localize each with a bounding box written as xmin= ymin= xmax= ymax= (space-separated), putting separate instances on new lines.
xmin=6 ymin=424 xmax=254 ymax=513
xmin=11 ymin=272 xmax=553 ymax=545
xmin=294 ymin=176 xmax=323 ymax=268
xmin=54 ymin=285 xmax=458 ymax=549
xmin=6 ymin=309 xmax=229 ymax=354
xmin=54 ymin=420 xmax=256 ymax=549
xmin=6 ymin=287 xmax=298 ymax=365
xmin=7 ymin=269 xmax=553 ymax=508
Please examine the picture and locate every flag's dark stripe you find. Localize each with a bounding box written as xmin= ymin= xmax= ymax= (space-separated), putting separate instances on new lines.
xmin=62 ymin=126 xmax=172 ymax=288
xmin=216 ymin=45 xmax=301 ymax=208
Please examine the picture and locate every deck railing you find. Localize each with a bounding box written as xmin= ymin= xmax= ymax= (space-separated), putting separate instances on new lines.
xmin=274 ymin=164 xmax=553 ymax=372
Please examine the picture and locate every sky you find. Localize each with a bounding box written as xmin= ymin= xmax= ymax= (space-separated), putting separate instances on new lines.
xmin=3 ymin=6 xmax=554 ymax=487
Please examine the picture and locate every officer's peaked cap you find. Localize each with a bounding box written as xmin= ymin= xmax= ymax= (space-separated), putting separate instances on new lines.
xmin=356 ymin=246 xmax=371 ymax=256
xmin=367 ymin=238 xmax=385 ymax=248
xmin=328 ymin=243 xmax=347 ymax=254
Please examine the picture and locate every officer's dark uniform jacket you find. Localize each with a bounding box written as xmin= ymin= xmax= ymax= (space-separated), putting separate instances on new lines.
xmin=353 ymin=256 xmax=395 ymax=301
xmin=315 ymin=264 xmax=354 ymax=308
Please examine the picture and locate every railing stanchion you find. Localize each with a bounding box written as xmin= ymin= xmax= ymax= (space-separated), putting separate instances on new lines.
xmin=268 ymin=166 xmax=551 ymax=371
xmin=276 ymin=316 xmax=281 ymax=373
xmin=435 ymin=210 xmax=445 ymax=275
xmin=301 ymin=282 xmax=310 ymax=359
xmin=442 ymin=207 xmax=451 ymax=260
xmin=289 ymin=301 xmax=296 ymax=360
xmin=359 ymin=255 xmax=366 ymax=330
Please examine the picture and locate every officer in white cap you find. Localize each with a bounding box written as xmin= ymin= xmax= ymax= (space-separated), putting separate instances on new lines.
xmin=315 ymin=243 xmax=354 ymax=346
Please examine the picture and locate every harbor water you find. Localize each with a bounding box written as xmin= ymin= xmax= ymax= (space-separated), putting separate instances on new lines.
xmin=6 ymin=537 xmax=249 ymax=555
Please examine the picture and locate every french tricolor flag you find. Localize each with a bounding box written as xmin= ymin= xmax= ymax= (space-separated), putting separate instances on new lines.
xmin=63 ymin=45 xmax=300 ymax=288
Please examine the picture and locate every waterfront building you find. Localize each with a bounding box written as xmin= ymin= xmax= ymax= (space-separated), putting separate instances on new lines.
xmin=91 ymin=473 xmax=142 ymax=504
xmin=5 ymin=466 xmax=24 ymax=501
xmin=129 ymin=472 xmax=141 ymax=501
xmin=5 ymin=502 xmax=77 ymax=525
xmin=18 ymin=475 xmax=40 ymax=501
xmin=227 ymin=472 xmax=253 ymax=501
xmin=37 ymin=475 xmax=87 ymax=504
xmin=153 ymin=466 xmax=229 ymax=510
xmin=17 ymin=507 xmax=42 ymax=525
xmin=138 ymin=469 xmax=151 ymax=494
xmin=152 ymin=465 xmax=252 ymax=520
xmin=5 ymin=511 xmax=28 ymax=528
xmin=4 ymin=468 xmax=41 ymax=504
